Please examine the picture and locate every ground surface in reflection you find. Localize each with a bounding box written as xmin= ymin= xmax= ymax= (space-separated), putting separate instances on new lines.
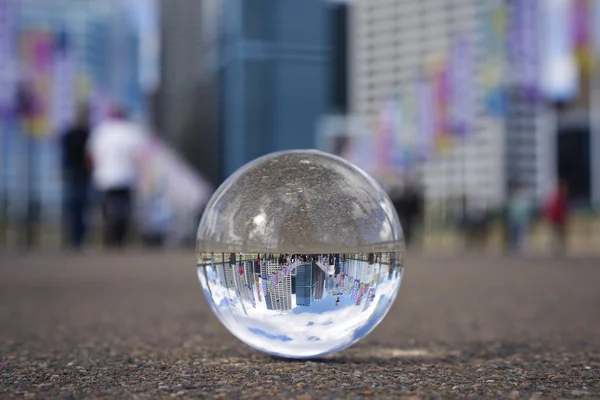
xmin=197 ymin=252 xmax=403 ymax=358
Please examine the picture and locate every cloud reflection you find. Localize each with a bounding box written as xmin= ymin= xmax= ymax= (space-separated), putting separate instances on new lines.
xmin=197 ymin=252 xmax=403 ymax=358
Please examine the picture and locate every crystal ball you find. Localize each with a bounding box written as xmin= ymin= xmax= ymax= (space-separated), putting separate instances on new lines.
xmin=196 ymin=150 xmax=405 ymax=358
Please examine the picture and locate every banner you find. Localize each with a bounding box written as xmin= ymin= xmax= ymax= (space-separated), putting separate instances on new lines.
xmin=20 ymin=29 xmax=54 ymax=137
xmin=449 ymin=34 xmax=474 ymax=138
xmin=479 ymin=0 xmax=507 ymax=117
xmin=396 ymin=88 xmax=418 ymax=169
xmin=0 ymin=0 xmax=18 ymax=117
xmin=507 ymin=0 xmax=539 ymax=94
xmin=362 ymin=287 xmax=376 ymax=312
xmin=415 ymin=75 xmax=436 ymax=161
xmin=433 ymin=65 xmax=451 ymax=152
xmin=374 ymin=99 xmax=396 ymax=174
xmin=127 ymin=0 xmax=160 ymax=94
xmin=572 ymin=0 xmax=594 ymax=77
xmin=51 ymin=28 xmax=76 ymax=136
xmin=350 ymin=279 xmax=360 ymax=300
xmin=539 ymin=0 xmax=579 ymax=101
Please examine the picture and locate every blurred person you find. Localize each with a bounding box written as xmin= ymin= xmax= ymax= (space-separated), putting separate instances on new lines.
xmin=87 ymin=106 xmax=146 ymax=248
xmin=390 ymin=182 xmax=423 ymax=249
xmin=404 ymin=183 xmax=423 ymax=248
xmin=461 ymin=197 xmax=490 ymax=251
xmin=61 ymin=105 xmax=92 ymax=249
xmin=506 ymin=180 xmax=533 ymax=254
xmin=544 ymin=179 xmax=569 ymax=254
xmin=139 ymin=181 xmax=171 ymax=248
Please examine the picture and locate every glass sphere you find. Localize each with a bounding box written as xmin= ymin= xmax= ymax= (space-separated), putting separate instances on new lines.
xmin=196 ymin=150 xmax=405 ymax=359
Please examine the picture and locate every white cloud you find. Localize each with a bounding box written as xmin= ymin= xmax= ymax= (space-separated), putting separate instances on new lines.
xmin=198 ymin=265 xmax=403 ymax=358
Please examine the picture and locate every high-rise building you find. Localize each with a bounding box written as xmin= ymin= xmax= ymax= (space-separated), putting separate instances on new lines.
xmin=260 ymin=259 xmax=292 ymax=312
xmin=295 ymin=263 xmax=314 ymax=307
xmin=295 ymin=261 xmax=326 ymax=306
xmin=157 ymin=0 xmax=221 ymax=185
xmin=313 ymin=263 xmax=326 ymax=301
xmin=201 ymin=0 xmax=347 ymax=180
xmin=349 ymin=0 xmax=556 ymax=208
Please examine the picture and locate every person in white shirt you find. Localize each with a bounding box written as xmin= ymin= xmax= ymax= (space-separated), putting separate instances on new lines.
xmin=87 ymin=107 xmax=146 ymax=248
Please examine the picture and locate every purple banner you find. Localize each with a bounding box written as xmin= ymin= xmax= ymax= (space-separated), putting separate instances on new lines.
xmin=350 ymin=279 xmax=361 ymax=301
xmin=362 ymin=288 xmax=376 ymax=312
xmin=507 ymin=0 xmax=540 ymax=97
xmin=256 ymin=282 xmax=262 ymax=302
xmin=415 ymin=76 xmax=435 ymax=161
xmin=261 ymin=278 xmax=268 ymax=297
xmin=247 ymin=286 xmax=256 ymax=308
xmin=0 ymin=0 xmax=17 ymax=116
xmin=51 ymin=30 xmax=76 ymax=136
xmin=479 ymin=0 xmax=507 ymax=117
xmin=449 ymin=35 xmax=474 ymax=137
xmin=356 ymin=284 xmax=367 ymax=306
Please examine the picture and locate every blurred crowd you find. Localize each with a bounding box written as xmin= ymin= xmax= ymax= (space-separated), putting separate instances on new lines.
xmin=60 ymin=103 xmax=210 ymax=251
xmin=387 ymin=178 xmax=571 ymax=255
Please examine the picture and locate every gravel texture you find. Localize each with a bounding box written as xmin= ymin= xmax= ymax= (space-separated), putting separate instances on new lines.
xmin=0 ymin=251 xmax=599 ymax=399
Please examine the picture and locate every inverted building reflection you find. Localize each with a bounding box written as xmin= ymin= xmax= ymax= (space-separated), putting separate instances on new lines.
xmin=201 ymin=252 xmax=400 ymax=314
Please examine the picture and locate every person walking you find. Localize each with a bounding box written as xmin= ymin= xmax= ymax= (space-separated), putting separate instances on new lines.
xmin=86 ymin=106 xmax=146 ymax=248
xmin=544 ymin=179 xmax=569 ymax=254
xmin=506 ymin=181 xmax=533 ymax=254
xmin=61 ymin=105 xmax=92 ymax=249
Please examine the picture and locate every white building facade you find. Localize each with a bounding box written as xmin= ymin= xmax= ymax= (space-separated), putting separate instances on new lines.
xmin=349 ymin=0 xmax=557 ymax=211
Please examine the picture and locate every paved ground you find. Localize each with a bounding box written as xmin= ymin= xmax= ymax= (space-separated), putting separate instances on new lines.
xmin=0 ymin=251 xmax=599 ymax=399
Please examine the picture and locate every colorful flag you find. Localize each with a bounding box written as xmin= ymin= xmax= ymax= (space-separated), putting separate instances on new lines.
xmin=374 ymin=103 xmax=390 ymax=174
xmin=261 ymin=278 xmax=268 ymax=296
xmin=350 ymin=279 xmax=361 ymax=300
xmin=396 ymin=90 xmax=418 ymax=169
xmin=51 ymin=28 xmax=76 ymax=136
xmin=449 ymin=34 xmax=474 ymax=138
xmin=539 ymin=0 xmax=579 ymax=101
xmin=479 ymin=0 xmax=507 ymax=117
xmin=433 ymin=65 xmax=452 ymax=152
xmin=247 ymin=286 xmax=256 ymax=308
xmin=362 ymin=288 xmax=376 ymax=312
xmin=507 ymin=0 xmax=541 ymax=98
xmin=0 ymin=0 xmax=18 ymax=117
xmin=572 ymin=0 xmax=594 ymax=77
xmin=356 ymin=284 xmax=367 ymax=306
xmin=415 ymin=76 xmax=435 ymax=161
xmin=20 ymin=29 xmax=54 ymax=137
xmin=255 ymin=282 xmax=262 ymax=302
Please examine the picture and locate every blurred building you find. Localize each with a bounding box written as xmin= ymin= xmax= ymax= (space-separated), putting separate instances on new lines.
xmin=350 ymin=0 xmax=600 ymax=209
xmin=351 ymin=0 xmax=524 ymax=209
xmin=156 ymin=0 xmax=221 ymax=186
xmin=201 ymin=0 xmax=347 ymax=179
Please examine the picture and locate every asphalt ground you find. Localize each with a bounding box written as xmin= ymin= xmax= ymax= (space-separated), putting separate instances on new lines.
xmin=0 ymin=251 xmax=599 ymax=399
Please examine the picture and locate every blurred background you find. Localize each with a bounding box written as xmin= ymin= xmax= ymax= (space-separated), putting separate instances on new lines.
xmin=1 ymin=0 xmax=599 ymax=254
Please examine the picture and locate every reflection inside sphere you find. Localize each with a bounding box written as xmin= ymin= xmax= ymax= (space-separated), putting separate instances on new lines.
xmin=197 ymin=251 xmax=403 ymax=359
